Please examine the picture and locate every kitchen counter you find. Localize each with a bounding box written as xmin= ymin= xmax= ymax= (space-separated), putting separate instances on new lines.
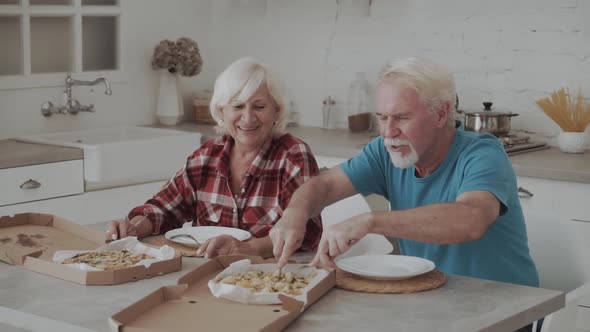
xmin=0 ymin=222 xmax=565 ymax=332
xmin=162 ymin=123 xmax=590 ymax=184
xmin=3 ymin=124 xmax=590 ymax=183
xmin=0 ymin=139 xmax=83 ymax=170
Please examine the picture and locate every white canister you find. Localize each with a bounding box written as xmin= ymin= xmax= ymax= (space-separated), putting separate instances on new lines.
xmin=557 ymin=132 xmax=587 ymax=154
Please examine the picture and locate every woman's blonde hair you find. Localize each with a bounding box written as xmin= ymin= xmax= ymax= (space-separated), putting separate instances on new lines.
xmin=209 ymin=57 xmax=289 ymax=136
xmin=378 ymin=57 xmax=456 ymax=128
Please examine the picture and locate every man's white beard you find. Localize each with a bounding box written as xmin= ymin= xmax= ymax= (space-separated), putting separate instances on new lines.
xmin=383 ymin=138 xmax=419 ymax=168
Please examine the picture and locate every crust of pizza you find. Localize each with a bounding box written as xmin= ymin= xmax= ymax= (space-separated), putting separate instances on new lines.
xmin=62 ymin=250 xmax=153 ymax=271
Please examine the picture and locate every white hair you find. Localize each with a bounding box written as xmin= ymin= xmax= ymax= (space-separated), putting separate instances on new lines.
xmin=378 ymin=57 xmax=456 ymax=128
xmin=209 ymin=57 xmax=290 ymax=136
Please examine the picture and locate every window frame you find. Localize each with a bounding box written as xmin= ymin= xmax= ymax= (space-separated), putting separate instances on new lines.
xmin=0 ymin=0 xmax=125 ymax=90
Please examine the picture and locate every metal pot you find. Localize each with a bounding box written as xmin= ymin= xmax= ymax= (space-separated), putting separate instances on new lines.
xmin=458 ymin=102 xmax=518 ymax=136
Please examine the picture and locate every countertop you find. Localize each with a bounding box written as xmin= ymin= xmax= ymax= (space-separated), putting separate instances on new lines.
xmin=0 ymin=139 xmax=83 ymax=170
xmin=2 ymin=124 xmax=590 ymax=183
xmin=165 ymin=123 xmax=590 ymax=184
xmin=0 ymin=222 xmax=565 ymax=332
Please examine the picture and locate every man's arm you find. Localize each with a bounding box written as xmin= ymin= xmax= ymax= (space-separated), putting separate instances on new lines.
xmin=270 ymin=166 xmax=357 ymax=267
xmin=370 ymin=190 xmax=500 ymax=244
xmin=310 ymin=190 xmax=501 ymax=268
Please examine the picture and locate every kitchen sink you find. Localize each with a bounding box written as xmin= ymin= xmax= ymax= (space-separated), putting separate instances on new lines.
xmin=17 ymin=126 xmax=202 ymax=191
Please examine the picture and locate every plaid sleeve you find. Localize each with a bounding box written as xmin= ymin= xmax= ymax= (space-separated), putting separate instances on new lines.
xmin=279 ymin=143 xmax=323 ymax=251
xmin=128 ymin=157 xmax=197 ymax=235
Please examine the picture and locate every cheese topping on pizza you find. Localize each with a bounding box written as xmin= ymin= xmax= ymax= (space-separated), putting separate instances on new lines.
xmin=219 ymin=270 xmax=316 ymax=295
xmin=62 ymin=250 xmax=153 ymax=270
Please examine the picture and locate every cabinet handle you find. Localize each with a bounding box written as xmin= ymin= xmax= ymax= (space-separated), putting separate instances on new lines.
xmin=571 ymin=219 xmax=590 ymax=223
xmin=517 ymin=187 xmax=533 ymax=198
xmin=20 ymin=179 xmax=41 ymax=190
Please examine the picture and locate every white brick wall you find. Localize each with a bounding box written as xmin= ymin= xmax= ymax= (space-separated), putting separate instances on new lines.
xmin=1 ymin=0 xmax=589 ymax=145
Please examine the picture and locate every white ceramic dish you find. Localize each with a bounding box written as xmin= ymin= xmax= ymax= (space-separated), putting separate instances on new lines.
xmin=336 ymin=254 xmax=435 ymax=281
xmin=165 ymin=226 xmax=251 ymax=246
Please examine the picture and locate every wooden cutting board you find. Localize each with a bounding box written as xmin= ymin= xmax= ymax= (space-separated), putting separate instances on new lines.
xmin=335 ymin=268 xmax=446 ymax=294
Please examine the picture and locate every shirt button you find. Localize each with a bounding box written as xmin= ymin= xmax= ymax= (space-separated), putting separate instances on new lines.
xmin=232 ymin=208 xmax=237 ymax=213
xmin=240 ymin=188 xmax=246 ymax=194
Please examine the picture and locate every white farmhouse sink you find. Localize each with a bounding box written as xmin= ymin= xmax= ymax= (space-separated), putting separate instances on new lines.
xmin=17 ymin=126 xmax=202 ymax=191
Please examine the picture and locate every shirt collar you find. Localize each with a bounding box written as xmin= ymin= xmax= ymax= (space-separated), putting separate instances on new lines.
xmin=216 ymin=135 xmax=275 ymax=179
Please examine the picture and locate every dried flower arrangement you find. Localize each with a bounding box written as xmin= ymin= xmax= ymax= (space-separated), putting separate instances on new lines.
xmin=535 ymin=87 xmax=590 ymax=132
xmin=151 ymin=37 xmax=203 ymax=77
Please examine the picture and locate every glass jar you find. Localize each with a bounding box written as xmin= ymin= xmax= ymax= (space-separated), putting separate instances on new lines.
xmin=347 ymin=72 xmax=371 ymax=131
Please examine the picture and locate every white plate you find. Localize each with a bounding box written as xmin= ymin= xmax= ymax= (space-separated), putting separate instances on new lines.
xmin=165 ymin=226 xmax=251 ymax=246
xmin=336 ymin=255 xmax=435 ymax=281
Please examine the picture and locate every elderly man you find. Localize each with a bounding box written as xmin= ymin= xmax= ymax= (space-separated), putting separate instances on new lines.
xmin=270 ymin=57 xmax=539 ymax=289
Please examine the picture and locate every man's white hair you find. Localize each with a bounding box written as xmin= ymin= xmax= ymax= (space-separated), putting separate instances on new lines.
xmin=209 ymin=57 xmax=290 ymax=136
xmin=378 ymin=57 xmax=456 ymax=128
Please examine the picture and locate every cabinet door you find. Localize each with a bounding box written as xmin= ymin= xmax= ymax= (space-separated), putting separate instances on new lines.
xmin=0 ymin=181 xmax=166 ymax=226
xmin=79 ymin=181 xmax=166 ymax=225
xmin=518 ymin=176 xmax=590 ymax=292
xmin=0 ymin=194 xmax=84 ymax=222
xmin=523 ymin=211 xmax=588 ymax=292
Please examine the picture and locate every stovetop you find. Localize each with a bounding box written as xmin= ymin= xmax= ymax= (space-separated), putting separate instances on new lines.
xmin=496 ymin=134 xmax=549 ymax=155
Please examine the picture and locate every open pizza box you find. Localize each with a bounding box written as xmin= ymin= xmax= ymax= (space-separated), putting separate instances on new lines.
xmin=109 ymin=255 xmax=336 ymax=332
xmin=0 ymin=213 xmax=182 ymax=285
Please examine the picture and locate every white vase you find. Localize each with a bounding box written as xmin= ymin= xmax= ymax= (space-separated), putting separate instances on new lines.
xmin=156 ymin=70 xmax=183 ymax=126
xmin=557 ymin=132 xmax=587 ymax=154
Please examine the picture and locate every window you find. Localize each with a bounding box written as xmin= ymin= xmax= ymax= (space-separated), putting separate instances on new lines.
xmin=0 ymin=0 xmax=123 ymax=89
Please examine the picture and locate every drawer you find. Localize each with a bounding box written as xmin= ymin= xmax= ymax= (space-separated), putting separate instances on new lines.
xmin=0 ymin=160 xmax=84 ymax=207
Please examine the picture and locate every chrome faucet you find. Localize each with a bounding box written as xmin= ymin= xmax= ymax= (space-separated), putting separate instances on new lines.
xmin=41 ymin=72 xmax=112 ymax=116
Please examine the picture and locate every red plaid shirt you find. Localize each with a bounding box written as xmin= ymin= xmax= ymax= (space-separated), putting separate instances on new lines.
xmin=129 ymin=133 xmax=322 ymax=251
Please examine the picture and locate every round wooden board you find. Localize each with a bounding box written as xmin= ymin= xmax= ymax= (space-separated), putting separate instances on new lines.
xmin=335 ymin=268 xmax=446 ymax=294
xmin=141 ymin=235 xmax=200 ymax=257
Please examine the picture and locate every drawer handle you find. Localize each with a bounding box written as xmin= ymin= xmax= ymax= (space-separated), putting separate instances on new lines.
xmin=571 ymin=219 xmax=590 ymax=223
xmin=20 ymin=179 xmax=41 ymax=190
xmin=517 ymin=187 xmax=533 ymax=198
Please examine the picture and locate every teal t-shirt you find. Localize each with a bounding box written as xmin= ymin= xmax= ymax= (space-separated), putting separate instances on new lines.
xmin=340 ymin=130 xmax=539 ymax=287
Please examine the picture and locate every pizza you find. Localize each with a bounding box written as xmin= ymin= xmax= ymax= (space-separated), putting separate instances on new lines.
xmin=62 ymin=250 xmax=153 ymax=271
xmin=219 ymin=270 xmax=316 ymax=296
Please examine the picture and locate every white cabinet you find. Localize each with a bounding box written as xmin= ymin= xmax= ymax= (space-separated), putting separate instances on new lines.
xmin=518 ymin=176 xmax=590 ymax=291
xmin=517 ymin=176 xmax=590 ymax=331
xmin=0 ymin=181 xmax=165 ymax=226
xmin=0 ymin=160 xmax=84 ymax=207
xmin=316 ymin=155 xmax=390 ymax=213
xmin=316 ymin=155 xmax=348 ymax=170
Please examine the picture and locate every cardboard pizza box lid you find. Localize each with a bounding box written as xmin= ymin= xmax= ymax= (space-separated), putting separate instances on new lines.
xmin=109 ymin=255 xmax=335 ymax=332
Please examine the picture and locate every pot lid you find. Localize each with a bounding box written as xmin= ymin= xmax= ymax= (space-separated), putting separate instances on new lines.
xmin=459 ymin=102 xmax=518 ymax=117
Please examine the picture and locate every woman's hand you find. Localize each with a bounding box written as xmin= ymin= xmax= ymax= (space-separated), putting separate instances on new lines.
xmin=196 ymin=235 xmax=274 ymax=259
xmin=196 ymin=235 xmax=255 ymax=258
xmin=106 ymin=216 xmax=152 ymax=242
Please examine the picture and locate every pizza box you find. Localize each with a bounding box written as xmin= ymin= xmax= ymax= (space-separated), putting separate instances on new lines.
xmin=109 ymin=255 xmax=336 ymax=332
xmin=0 ymin=213 xmax=182 ymax=285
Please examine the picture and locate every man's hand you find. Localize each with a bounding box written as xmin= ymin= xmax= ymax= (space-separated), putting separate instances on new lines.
xmin=196 ymin=235 xmax=256 ymax=259
xmin=269 ymin=208 xmax=308 ymax=268
xmin=310 ymin=213 xmax=372 ymax=269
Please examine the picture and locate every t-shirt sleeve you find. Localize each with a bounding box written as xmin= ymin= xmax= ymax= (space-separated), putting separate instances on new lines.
xmin=339 ymin=137 xmax=389 ymax=198
xmin=457 ymin=139 xmax=513 ymax=216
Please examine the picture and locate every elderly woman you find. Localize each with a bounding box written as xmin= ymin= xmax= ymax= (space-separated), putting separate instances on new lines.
xmin=107 ymin=58 xmax=322 ymax=258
